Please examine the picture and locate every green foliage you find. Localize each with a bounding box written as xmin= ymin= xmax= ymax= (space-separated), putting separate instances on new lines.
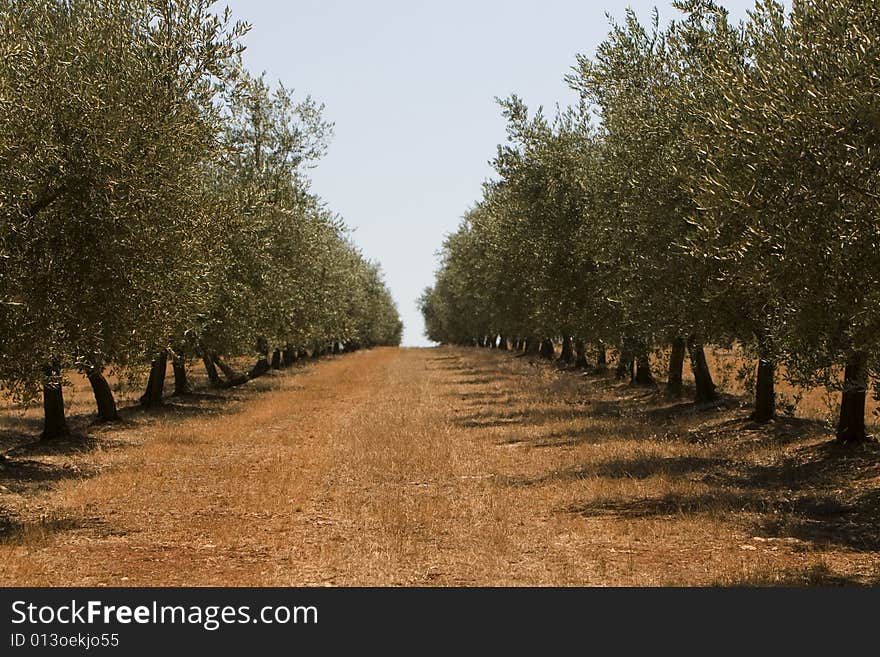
xmin=0 ymin=0 xmax=400 ymax=404
xmin=422 ymin=0 xmax=877 ymax=432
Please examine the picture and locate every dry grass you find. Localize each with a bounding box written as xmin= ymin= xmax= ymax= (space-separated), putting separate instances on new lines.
xmin=1 ymin=346 xmax=879 ymax=586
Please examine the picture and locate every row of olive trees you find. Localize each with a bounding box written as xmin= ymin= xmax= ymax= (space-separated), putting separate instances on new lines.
xmin=421 ymin=0 xmax=879 ymax=444
xmin=0 ymin=0 xmax=402 ymax=438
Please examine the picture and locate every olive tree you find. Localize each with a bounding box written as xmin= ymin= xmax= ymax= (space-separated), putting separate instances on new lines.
xmin=0 ymin=0 xmax=247 ymax=434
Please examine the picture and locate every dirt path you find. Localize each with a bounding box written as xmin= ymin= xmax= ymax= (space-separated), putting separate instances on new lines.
xmin=2 ymin=347 xmax=879 ymax=585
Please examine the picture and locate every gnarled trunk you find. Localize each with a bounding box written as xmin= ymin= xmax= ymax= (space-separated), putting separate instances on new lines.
xmin=172 ymin=354 xmax=192 ymax=396
xmin=140 ymin=351 xmax=167 ymax=408
xmin=615 ymin=350 xmax=633 ymax=380
xmin=752 ymin=358 xmax=775 ymax=423
xmin=86 ymin=366 xmax=120 ymax=422
xmin=249 ymin=353 xmax=271 ymax=379
xmin=666 ymin=337 xmax=686 ymax=397
xmin=574 ymin=339 xmax=589 ymax=369
xmin=687 ymin=336 xmax=717 ymax=403
xmin=498 ymin=335 xmax=508 ymax=351
xmin=526 ymin=337 xmax=540 ymax=355
xmin=213 ymin=354 xmax=248 ymax=387
xmin=539 ymin=338 xmax=555 ymax=360
xmin=559 ymin=336 xmax=574 ymax=364
xmin=596 ymin=342 xmax=608 ymax=371
xmin=751 ymin=331 xmax=776 ymax=422
xmin=634 ymin=353 xmax=655 ymax=386
xmin=282 ymin=346 xmax=295 ymax=367
xmin=41 ymin=363 xmax=69 ymax=440
xmin=836 ymin=351 xmax=868 ymax=443
xmin=271 ymin=349 xmax=282 ymax=369
xmin=202 ymin=354 xmax=221 ymax=386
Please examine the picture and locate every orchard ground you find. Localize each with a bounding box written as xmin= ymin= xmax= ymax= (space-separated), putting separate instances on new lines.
xmin=1 ymin=347 xmax=879 ymax=586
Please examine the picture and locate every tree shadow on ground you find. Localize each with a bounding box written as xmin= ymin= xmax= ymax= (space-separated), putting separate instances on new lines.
xmin=430 ymin=358 xmax=506 ymax=375
xmin=458 ymin=377 xmax=503 ymax=386
xmin=429 ymin=355 xmax=462 ymax=363
xmin=681 ymin=415 xmax=828 ymax=447
xmin=0 ymin=458 xmax=93 ymax=495
xmin=0 ymin=509 xmax=108 ymax=546
xmin=169 ymin=391 xmax=227 ymax=402
xmin=6 ymin=430 xmax=134 ymax=458
xmin=589 ymin=391 xmax=745 ymax=421
xmin=561 ymin=440 xmax=880 ymax=552
xmin=0 ymin=420 xmax=45 ymax=455
xmin=457 ymin=404 xmax=609 ymax=429
xmin=495 ymin=420 xmax=665 ymax=449
xmin=501 ymin=454 xmax=727 ymax=487
xmin=457 ymin=391 xmax=512 ymax=406
xmin=460 ymin=416 xmax=528 ymax=429
xmin=725 ymin=563 xmax=880 ymax=586
xmin=0 ymin=375 xmax=262 ymax=513
xmin=2 ymin=390 xmax=236 ymax=456
xmin=9 ymin=365 xmax=291 ymax=448
xmin=121 ymin=400 xmax=227 ymax=422
xmin=447 ymin=346 xmax=880 ymax=567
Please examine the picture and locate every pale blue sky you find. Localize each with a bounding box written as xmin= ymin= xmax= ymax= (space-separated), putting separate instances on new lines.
xmin=223 ymin=1 xmax=769 ymax=346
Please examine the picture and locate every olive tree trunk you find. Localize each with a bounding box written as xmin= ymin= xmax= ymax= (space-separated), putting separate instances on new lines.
xmin=596 ymin=342 xmax=608 ymax=371
xmin=213 ymin=354 xmax=248 ymax=387
xmin=634 ymin=353 xmax=655 ymax=386
xmin=615 ymin=350 xmax=633 ymax=380
xmin=836 ymin=351 xmax=868 ymax=443
xmin=140 ymin=351 xmax=168 ymax=408
xmin=86 ymin=366 xmax=120 ymax=422
xmin=666 ymin=337 xmax=686 ymax=397
xmin=172 ymin=354 xmax=192 ymax=396
xmin=574 ymin=339 xmax=589 ymax=369
xmin=41 ymin=363 xmax=70 ymax=440
xmin=687 ymin=336 xmax=717 ymax=403
xmin=752 ymin=358 xmax=776 ymax=423
xmin=559 ymin=336 xmax=574 ymax=364
xmin=248 ymin=353 xmax=271 ymax=379
xmin=202 ymin=354 xmax=221 ymax=386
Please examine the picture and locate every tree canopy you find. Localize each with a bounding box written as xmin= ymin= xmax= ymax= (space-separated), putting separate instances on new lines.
xmin=421 ymin=0 xmax=879 ymax=443
xmin=1 ymin=0 xmax=401 ymax=437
